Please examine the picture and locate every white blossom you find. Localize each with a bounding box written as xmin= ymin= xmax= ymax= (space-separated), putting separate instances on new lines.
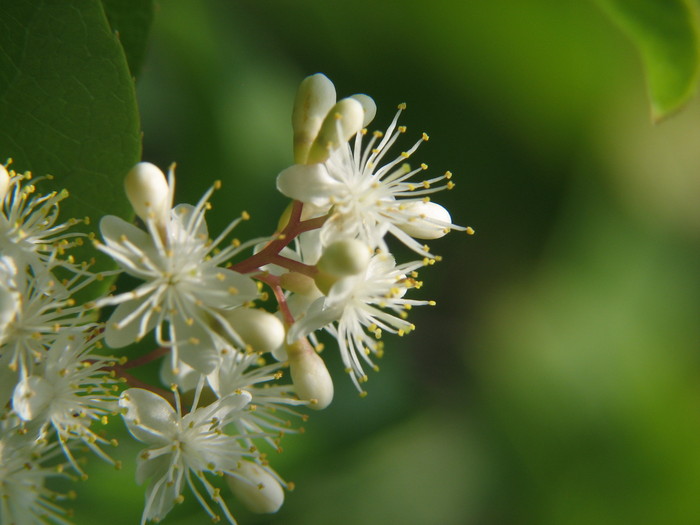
xmin=277 ymin=103 xmax=465 ymax=255
xmin=11 ymin=332 xmax=120 ymax=473
xmin=94 ymin=165 xmax=259 ymax=374
xmin=0 ymin=256 xmax=94 ymax=379
xmin=0 ymin=165 xmax=86 ymax=287
xmin=289 ymin=253 xmax=432 ymax=392
xmin=0 ymin=435 xmax=71 ymax=525
xmin=119 ymin=388 xmax=253 ymax=524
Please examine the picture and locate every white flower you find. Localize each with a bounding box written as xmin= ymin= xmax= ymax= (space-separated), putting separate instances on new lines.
xmin=94 ymin=164 xmax=259 ymax=374
xmin=0 ymin=435 xmax=71 ymax=525
xmin=11 ymin=332 xmax=120 ymax=473
xmin=163 ymin=346 xmax=307 ymax=450
xmin=208 ymin=349 xmax=308 ymax=445
xmin=119 ymin=388 xmax=253 ymax=524
xmin=289 ymin=253 xmax=432 ymax=392
xmin=0 ymin=165 xmax=86 ymax=287
xmin=0 ymin=255 xmax=94 ymax=378
xmin=277 ymin=103 xmax=464 ymax=255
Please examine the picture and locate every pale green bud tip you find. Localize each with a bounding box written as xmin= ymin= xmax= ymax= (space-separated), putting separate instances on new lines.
xmin=307 ymin=97 xmax=365 ymax=164
xmin=226 ymin=462 xmax=284 ymax=514
xmin=350 ymin=93 xmax=377 ymax=128
xmin=225 ymin=307 xmax=285 ymax=353
xmin=0 ymin=164 xmax=9 ymax=201
xmin=293 ymin=73 xmax=337 ymax=164
xmin=317 ymin=239 xmax=371 ymax=277
xmin=124 ymin=162 xmax=170 ymax=226
xmin=287 ymin=341 xmax=334 ymax=410
xmin=398 ymin=201 xmax=453 ymax=240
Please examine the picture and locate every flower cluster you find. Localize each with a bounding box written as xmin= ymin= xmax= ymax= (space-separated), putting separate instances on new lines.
xmin=0 ymin=74 xmax=470 ymax=524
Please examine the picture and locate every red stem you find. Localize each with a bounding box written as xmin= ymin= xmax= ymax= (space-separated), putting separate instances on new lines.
xmin=229 ymin=201 xmax=328 ymax=275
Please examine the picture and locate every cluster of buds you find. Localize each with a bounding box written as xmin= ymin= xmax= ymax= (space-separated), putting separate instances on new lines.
xmin=0 ymin=73 xmax=471 ymax=524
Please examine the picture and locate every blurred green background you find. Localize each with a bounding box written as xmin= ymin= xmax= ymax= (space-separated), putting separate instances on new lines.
xmin=73 ymin=1 xmax=700 ymax=524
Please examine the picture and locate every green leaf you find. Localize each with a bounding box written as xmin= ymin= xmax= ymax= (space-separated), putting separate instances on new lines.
xmin=0 ymin=0 xmax=141 ymax=281
xmin=101 ymin=0 xmax=155 ymax=79
xmin=597 ymin=0 xmax=700 ymax=121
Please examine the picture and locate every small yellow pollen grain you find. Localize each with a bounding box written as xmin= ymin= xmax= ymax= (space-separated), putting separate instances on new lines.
xmin=466 ymin=226 xmax=475 ymax=235
xmin=241 ymin=211 xmax=251 ymax=220
xmin=214 ymin=180 xmax=222 ymax=190
xmin=228 ymin=286 xmax=239 ymax=295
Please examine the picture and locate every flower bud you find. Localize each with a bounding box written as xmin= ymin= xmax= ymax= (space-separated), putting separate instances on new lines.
xmin=398 ymin=201 xmax=453 ymax=239
xmin=279 ymin=271 xmax=319 ymax=296
xmin=317 ymin=239 xmax=371 ymax=277
xmin=292 ymin=73 xmax=337 ymax=164
xmin=227 ymin=461 xmax=285 ymax=514
xmin=124 ymin=162 xmax=170 ymax=227
xmin=307 ymin=98 xmax=364 ymax=164
xmin=350 ymin=93 xmax=377 ymax=128
xmin=0 ymin=164 xmax=10 ymax=202
xmin=286 ymin=339 xmax=333 ymax=410
xmin=225 ymin=307 xmax=286 ymax=353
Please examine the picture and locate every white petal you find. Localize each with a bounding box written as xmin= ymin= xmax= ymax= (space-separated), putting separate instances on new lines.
xmin=141 ymin=468 xmax=182 ymax=522
xmin=12 ymin=376 xmax=53 ymax=421
xmin=195 ymin=268 xmax=258 ymax=309
xmin=100 ymin=214 xmax=151 ymax=248
xmin=171 ymin=317 xmax=220 ymax=374
xmin=287 ymin=296 xmax=344 ymax=343
xmin=276 ymin=164 xmax=339 ymax=207
xmin=171 ymin=203 xmax=208 ymax=241
xmin=119 ymin=388 xmax=177 ymax=445
xmin=136 ymin=452 xmax=172 ymax=486
xmin=104 ymin=296 xmax=159 ymax=348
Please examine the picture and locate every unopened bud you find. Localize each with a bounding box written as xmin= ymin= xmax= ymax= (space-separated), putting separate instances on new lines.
xmin=350 ymin=94 xmax=377 ymax=128
xmin=398 ymin=201 xmax=453 ymax=240
xmin=307 ymin=98 xmax=364 ymax=164
xmin=317 ymin=239 xmax=371 ymax=276
xmin=287 ymin=339 xmax=333 ymax=410
xmin=124 ymin=162 xmax=170 ymax=227
xmin=227 ymin=461 xmax=284 ymax=514
xmin=225 ymin=307 xmax=285 ymax=353
xmin=0 ymin=164 xmax=10 ymax=202
xmin=293 ymin=73 xmax=337 ymax=164
xmin=279 ymin=271 xmax=319 ymax=296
